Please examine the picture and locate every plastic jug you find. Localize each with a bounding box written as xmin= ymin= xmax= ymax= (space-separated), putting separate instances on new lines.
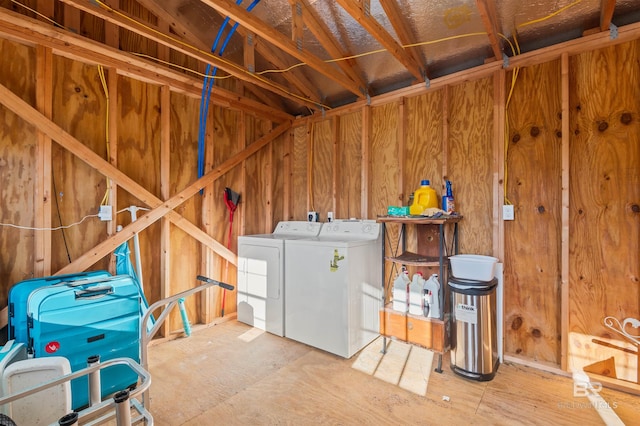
xmin=409 ymin=180 xmax=438 ymax=215
xmin=409 ymin=272 xmax=424 ymax=316
xmin=392 ymin=269 xmax=410 ymax=312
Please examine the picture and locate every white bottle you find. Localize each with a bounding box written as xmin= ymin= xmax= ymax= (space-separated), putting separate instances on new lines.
xmin=392 ymin=269 xmax=410 ymax=312
xmin=423 ymin=274 xmax=441 ymax=319
xmin=409 ymin=272 xmax=424 ymax=315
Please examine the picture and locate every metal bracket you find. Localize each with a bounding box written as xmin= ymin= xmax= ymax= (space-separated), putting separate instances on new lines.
xmin=247 ymin=64 xmax=255 ymax=73
xmin=366 ymin=93 xmax=371 ymax=106
xmin=425 ymin=77 xmax=430 ymax=89
xmin=502 ymin=53 xmax=510 ymax=69
xmin=296 ymin=37 xmax=303 ymax=52
xmin=610 ymin=23 xmax=618 ymax=40
xmin=246 ymin=33 xmax=253 ymax=47
xmin=296 ymin=2 xmax=302 ymax=16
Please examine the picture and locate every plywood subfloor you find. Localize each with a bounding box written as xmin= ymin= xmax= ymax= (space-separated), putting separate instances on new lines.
xmin=147 ymin=321 xmax=640 ymax=425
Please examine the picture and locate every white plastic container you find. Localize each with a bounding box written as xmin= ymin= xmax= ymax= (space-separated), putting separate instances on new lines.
xmin=408 ymin=273 xmax=424 ymax=316
xmin=392 ymin=270 xmax=410 ymax=312
xmin=449 ymin=254 xmax=499 ymax=281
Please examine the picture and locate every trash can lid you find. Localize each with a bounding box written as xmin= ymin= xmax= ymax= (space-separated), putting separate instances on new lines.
xmin=449 ymin=276 xmax=497 ymax=286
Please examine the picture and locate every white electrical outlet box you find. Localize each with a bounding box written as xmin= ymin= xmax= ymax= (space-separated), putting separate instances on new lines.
xmin=502 ymin=205 xmax=514 ymax=221
xmin=327 ymin=212 xmax=334 ymax=222
xmin=99 ymin=205 xmax=112 ymax=221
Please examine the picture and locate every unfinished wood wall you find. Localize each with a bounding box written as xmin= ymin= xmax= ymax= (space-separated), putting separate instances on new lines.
xmin=0 ymin=1 xmax=638 ymax=388
xmin=289 ymin=39 xmax=639 ymax=386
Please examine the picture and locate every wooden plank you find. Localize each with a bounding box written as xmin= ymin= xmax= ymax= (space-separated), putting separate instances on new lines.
xmin=503 ymin=61 xmax=562 ymax=364
xmin=448 ymin=78 xmax=494 ymax=255
xmin=291 ymin=125 xmax=308 ymax=220
xmin=561 ymin=52 xmax=570 ymax=371
xmin=49 ymin=55 xmax=109 ymax=272
xmin=160 ymin=85 xmax=171 ymax=337
xmin=370 ymin=103 xmax=399 ymax=219
xmin=200 ymin=0 xmax=364 ymax=98
xmin=53 ymin=120 xmax=290 ymax=275
xmin=331 ymin=117 xmax=339 ymax=216
xmin=0 ymin=79 xmax=237 ymax=265
xmin=310 ymin=120 xmax=333 ymax=217
xmin=396 ymin=98 xmax=406 ymax=208
xmin=361 ymin=105 xmax=371 ymax=218
xmin=34 ymin=45 xmax=52 ymax=277
xmin=568 ymin=41 xmax=640 ymax=383
xmin=59 ymin=0 xmax=319 ymax=111
xmin=337 ymin=110 xmax=362 ymax=219
xmin=335 ymin=0 xmax=424 ymax=81
xmin=493 ymin=69 xmax=506 ymax=260
xmin=0 ymin=7 xmax=293 ymax=122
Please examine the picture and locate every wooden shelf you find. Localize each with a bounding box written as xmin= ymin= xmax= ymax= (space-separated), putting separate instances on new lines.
xmin=385 ymin=251 xmax=441 ymax=266
xmin=377 ymin=215 xmax=462 ymax=225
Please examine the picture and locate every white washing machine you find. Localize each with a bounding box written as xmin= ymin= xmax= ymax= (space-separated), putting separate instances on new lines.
xmin=237 ymin=221 xmax=323 ymax=336
xmin=284 ymin=220 xmax=382 ymax=358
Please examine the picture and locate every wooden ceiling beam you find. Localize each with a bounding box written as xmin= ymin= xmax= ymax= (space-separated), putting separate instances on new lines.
xmin=335 ymin=0 xmax=424 ymax=82
xmin=378 ymin=0 xmax=427 ymax=78
xmin=136 ymin=0 xmax=320 ymax=107
xmin=198 ymin=0 xmax=365 ymax=99
xmin=476 ymin=0 xmax=503 ymax=61
xmin=0 ymin=7 xmax=293 ymax=122
xmin=231 ymin=22 xmax=322 ymax=105
xmin=289 ymin=0 xmax=370 ymax=96
xmin=600 ymin=0 xmax=616 ymax=32
xmin=58 ymin=0 xmax=321 ymax=111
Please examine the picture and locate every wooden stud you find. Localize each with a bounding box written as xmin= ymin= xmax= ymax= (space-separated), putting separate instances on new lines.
xmin=283 ymin=128 xmax=293 ymax=220
xmin=106 ymin=66 xmax=118 ymax=273
xmin=493 ymin=70 xmax=506 ymax=260
xmin=397 ymin=98 xmax=406 ymax=204
xmin=361 ymin=105 xmax=371 ymax=217
xmin=560 ymin=52 xmax=570 ymax=371
xmin=332 ymin=116 xmax=340 ymax=215
xmin=160 ymin=84 xmax=172 ymax=336
xmin=34 ymin=45 xmax=53 ymax=277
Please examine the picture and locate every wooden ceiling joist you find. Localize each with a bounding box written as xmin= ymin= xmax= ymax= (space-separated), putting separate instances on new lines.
xmin=378 ymin=0 xmax=427 ymax=78
xmin=0 ymin=7 xmax=293 ymax=122
xmin=476 ymin=0 xmax=504 ymax=61
xmin=600 ymin=0 xmax=617 ymax=32
xmin=199 ymin=0 xmax=366 ymax=99
xmin=136 ymin=0 xmax=309 ymax=109
xmin=58 ymin=0 xmax=320 ymax=111
xmin=289 ymin=0 xmax=370 ymax=96
xmin=335 ymin=0 xmax=425 ymax=82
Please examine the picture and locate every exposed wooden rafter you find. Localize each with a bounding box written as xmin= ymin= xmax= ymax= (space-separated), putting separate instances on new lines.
xmin=289 ymin=0 xmax=370 ymax=96
xmin=0 ymin=7 xmax=293 ymax=122
xmin=232 ymin=22 xmax=322 ymax=105
xmin=335 ymin=0 xmax=425 ymax=82
xmin=600 ymin=0 xmax=617 ymax=32
xmin=378 ymin=0 xmax=427 ymax=79
xmin=135 ymin=0 xmax=318 ymax=107
xmin=198 ymin=0 xmax=365 ymax=99
xmin=58 ymin=0 xmax=321 ymax=111
xmin=476 ymin=0 xmax=503 ymax=61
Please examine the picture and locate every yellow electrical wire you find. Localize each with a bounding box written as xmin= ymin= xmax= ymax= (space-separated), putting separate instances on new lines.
xmin=97 ymin=64 xmax=111 ymax=206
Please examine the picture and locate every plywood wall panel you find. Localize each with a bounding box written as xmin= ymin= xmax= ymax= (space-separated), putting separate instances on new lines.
xmin=50 ymin=56 xmax=109 ymax=272
xmin=568 ymin=41 xmax=640 ymax=374
xmin=272 ymin=133 xmax=285 ymax=225
xmin=310 ymin=120 xmax=333 ymax=218
xmin=337 ymin=110 xmax=362 ymax=220
xmin=369 ymin=103 xmax=399 ymax=218
xmin=116 ymin=76 xmax=162 ymax=304
xmin=168 ymin=92 xmax=201 ymax=329
xmin=405 ymin=91 xmax=444 ymax=204
xmin=448 ymin=78 xmax=494 ymax=254
xmin=291 ymin=125 xmax=308 ymax=220
xmin=242 ymin=115 xmax=269 ymax=235
xmin=504 ymin=61 xmax=562 ymax=364
xmin=0 ymin=39 xmax=36 ymax=294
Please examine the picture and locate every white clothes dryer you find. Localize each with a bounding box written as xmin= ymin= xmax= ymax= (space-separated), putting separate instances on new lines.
xmin=237 ymin=221 xmax=322 ymax=336
xmin=284 ymin=220 xmax=382 ymax=358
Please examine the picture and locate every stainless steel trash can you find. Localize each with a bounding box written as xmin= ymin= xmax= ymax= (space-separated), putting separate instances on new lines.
xmin=449 ymin=277 xmax=499 ymax=381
